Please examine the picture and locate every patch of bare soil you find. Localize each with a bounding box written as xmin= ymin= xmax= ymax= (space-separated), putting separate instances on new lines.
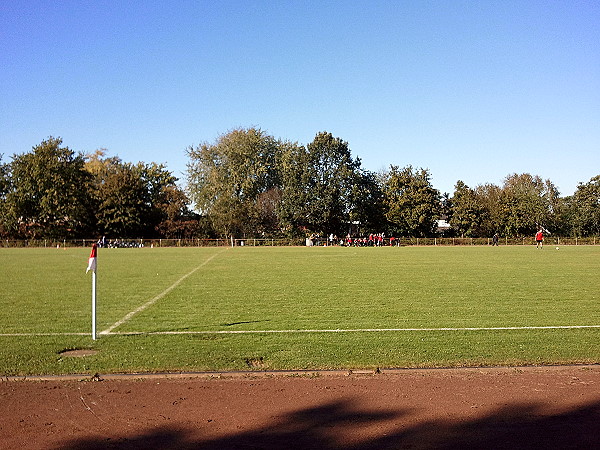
xmin=1 ymin=365 xmax=599 ymax=449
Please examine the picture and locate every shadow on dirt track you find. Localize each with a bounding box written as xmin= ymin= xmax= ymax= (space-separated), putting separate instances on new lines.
xmin=59 ymin=398 xmax=600 ymax=449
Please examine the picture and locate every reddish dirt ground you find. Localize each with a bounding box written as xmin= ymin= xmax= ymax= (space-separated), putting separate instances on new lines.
xmin=1 ymin=366 xmax=599 ymax=449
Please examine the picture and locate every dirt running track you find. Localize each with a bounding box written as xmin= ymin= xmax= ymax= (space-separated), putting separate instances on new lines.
xmin=1 ymin=366 xmax=599 ymax=449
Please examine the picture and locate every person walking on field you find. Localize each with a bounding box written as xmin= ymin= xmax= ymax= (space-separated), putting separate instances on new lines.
xmin=535 ymin=228 xmax=544 ymax=249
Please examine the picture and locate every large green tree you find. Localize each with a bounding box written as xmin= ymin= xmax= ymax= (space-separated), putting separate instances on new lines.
xmin=154 ymin=184 xmax=207 ymax=239
xmin=569 ymin=175 xmax=600 ymax=236
xmin=349 ymin=169 xmax=387 ymax=235
xmin=89 ymin=156 xmax=147 ymax=237
xmin=276 ymin=141 xmax=309 ymax=236
xmin=186 ymin=128 xmax=281 ymax=238
xmin=498 ymin=173 xmax=560 ymax=236
xmin=450 ymin=181 xmax=484 ymax=237
xmin=278 ymin=132 xmax=361 ymax=236
xmin=473 ymin=183 xmax=503 ymax=237
xmin=4 ymin=137 xmax=93 ymax=238
xmin=85 ymin=150 xmax=179 ymax=238
xmin=137 ymin=161 xmax=180 ymax=235
xmin=383 ymin=165 xmax=440 ymax=237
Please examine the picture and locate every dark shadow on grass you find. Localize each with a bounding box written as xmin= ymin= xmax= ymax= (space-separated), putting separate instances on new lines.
xmin=222 ymin=320 xmax=270 ymax=327
xmin=58 ymin=398 xmax=600 ymax=449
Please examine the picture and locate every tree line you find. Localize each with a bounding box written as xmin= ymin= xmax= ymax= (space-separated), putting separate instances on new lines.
xmin=1 ymin=130 xmax=599 ymax=240
xmin=0 ymin=137 xmax=201 ymax=240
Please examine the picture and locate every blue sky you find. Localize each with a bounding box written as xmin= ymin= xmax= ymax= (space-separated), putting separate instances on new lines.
xmin=1 ymin=1 xmax=598 ymax=196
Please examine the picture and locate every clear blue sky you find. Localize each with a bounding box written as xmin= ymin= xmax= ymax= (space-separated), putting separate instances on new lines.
xmin=1 ymin=1 xmax=598 ymax=196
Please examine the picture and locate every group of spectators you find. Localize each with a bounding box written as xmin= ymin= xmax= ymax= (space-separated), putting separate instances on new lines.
xmin=306 ymin=233 xmax=399 ymax=247
xmin=96 ymin=236 xmax=144 ymax=248
xmin=342 ymin=233 xmax=398 ymax=247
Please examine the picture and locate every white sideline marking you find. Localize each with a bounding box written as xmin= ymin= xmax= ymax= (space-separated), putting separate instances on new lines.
xmin=107 ymin=325 xmax=600 ymax=335
xmin=100 ymin=248 xmax=227 ymax=335
xmin=4 ymin=325 xmax=599 ymax=338
xmin=0 ymin=333 xmax=90 ymax=337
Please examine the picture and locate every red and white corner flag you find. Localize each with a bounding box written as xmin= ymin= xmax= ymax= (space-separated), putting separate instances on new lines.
xmin=86 ymin=243 xmax=97 ymax=274
xmin=86 ymin=243 xmax=98 ymax=340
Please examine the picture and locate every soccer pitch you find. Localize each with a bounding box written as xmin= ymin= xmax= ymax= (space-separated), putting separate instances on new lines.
xmin=1 ymin=245 xmax=599 ymax=375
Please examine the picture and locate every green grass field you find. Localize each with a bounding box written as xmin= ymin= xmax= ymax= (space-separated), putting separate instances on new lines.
xmin=1 ymin=245 xmax=598 ymax=375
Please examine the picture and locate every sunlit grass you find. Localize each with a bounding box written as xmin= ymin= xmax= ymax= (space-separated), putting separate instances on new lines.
xmin=0 ymin=245 xmax=598 ymax=375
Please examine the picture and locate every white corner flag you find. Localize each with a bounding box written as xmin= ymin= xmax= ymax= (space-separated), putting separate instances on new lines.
xmin=86 ymin=244 xmax=98 ymax=340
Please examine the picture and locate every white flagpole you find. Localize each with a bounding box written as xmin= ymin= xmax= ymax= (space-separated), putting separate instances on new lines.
xmin=92 ymin=270 xmax=97 ymax=340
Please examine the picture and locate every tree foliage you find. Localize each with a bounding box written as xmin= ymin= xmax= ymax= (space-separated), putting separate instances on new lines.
xmin=0 ymin=154 xmax=10 ymax=238
xmin=154 ymin=184 xmax=205 ymax=239
xmin=448 ymin=174 xmax=565 ymax=238
xmin=1 ymin=134 xmax=599 ymax=240
xmin=450 ymin=181 xmax=484 ymax=237
xmin=279 ymin=132 xmax=361 ymax=236
xmin=276 ymin=141 xmax=310 ymax=236
xmin=348 ymin=170 xmax=387 ymax=235
xmin=3 ymin=137 xmax=93 ymax=238
xmin=90 ymin=157 xmax=148 ymax=237
xmin=0 ymin=154 xmax=7 ymax=199
xmin=186 ymin=127 xmax=281 ymax=237
xmin=569 ymin=176 xmax=600 ymax=236
xmin=383 ymin=165 xmax=440 ymax=237
xmin=86 ymin=150 xmax=183 ymax=238
xmin=498 ymin=173 xmax=560 ymax=236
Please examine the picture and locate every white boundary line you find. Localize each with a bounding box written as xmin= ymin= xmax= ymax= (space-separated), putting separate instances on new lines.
xmin=100 ymin=248 xmax=228 ymax=335
xmin=2 ymin=325 xmax=599 ymax=337
xmin=102 ymin=325 xmax=600 ymax=335
xmin=0 ymin=333 xmax=90 ymax=337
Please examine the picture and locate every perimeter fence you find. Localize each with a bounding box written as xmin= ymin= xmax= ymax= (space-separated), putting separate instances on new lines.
xmin=1 ymin=236 xmax=598 ymax=248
